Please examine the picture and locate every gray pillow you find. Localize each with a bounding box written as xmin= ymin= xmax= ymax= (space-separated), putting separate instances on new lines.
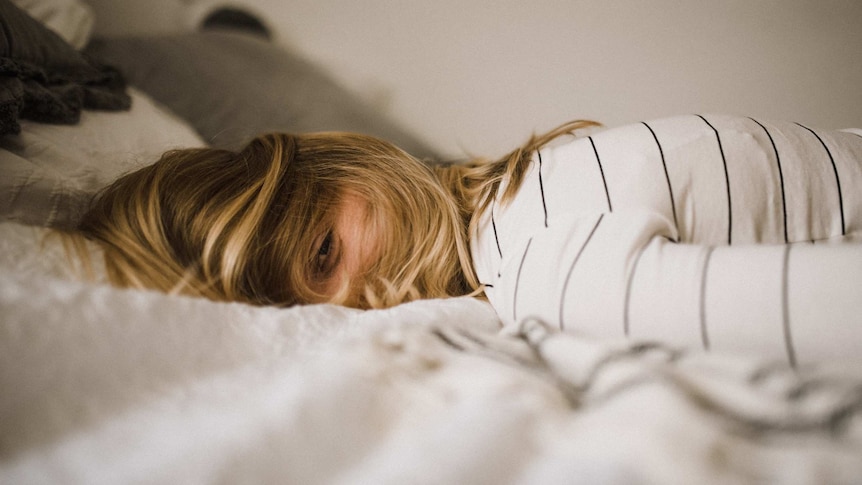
xmin=85 ymin=30 xmax=439 ymax=160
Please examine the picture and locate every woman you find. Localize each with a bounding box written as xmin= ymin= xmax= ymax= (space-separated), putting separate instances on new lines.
xmin=68 ymin=118 xmax=599 ymax=309
xmin=70 ymin=131 xmax=484 ymax=309
xmin=68 ymin=115 xmax=862 ymax=361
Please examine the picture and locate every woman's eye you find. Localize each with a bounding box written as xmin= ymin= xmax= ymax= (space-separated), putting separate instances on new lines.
xmin=318 ymin=232 xmax=333 ymax=258
xmin=315 ymin=232 xmax=337 ymax=275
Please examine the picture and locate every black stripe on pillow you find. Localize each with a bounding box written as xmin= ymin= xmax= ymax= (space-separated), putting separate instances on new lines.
xmin=749 ymin=118 xmax=789 ymax=244
xmin=589 ymin=136 xmax=613 ymax=212
xmin=696 ymin=115 xmax=733 ymax=245
xmin=795 ymin=123 xmax=846 ymax=236
xmin=537 ymin=150 xmax=549 ymax=227
xmin=512 ymin=237 xmax=534 ymax=322
xmin=491 ymin=203 xmax=503 ymax=253
xmin=781 ymin=244 xmax=797 ymax=368
xmin=641 ymin=121 xmax=679 ymax=241
xmin=559 ymin=214 xmax=604 ymax=330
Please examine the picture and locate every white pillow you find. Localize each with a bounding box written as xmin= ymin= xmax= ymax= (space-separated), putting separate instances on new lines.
xmin=10 ymin=0 xmax=94 ymax=49
xmin=0 ymin=222 xmax=105 ymax=283
xmin=0 ymin=88 xmax=206 ymax=228
xmin=472 ymin=115 xmax=862 ymax=364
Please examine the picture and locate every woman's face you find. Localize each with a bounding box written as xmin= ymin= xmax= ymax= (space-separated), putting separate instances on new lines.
xmin=307 ymin=193 xmax=380 ymax=304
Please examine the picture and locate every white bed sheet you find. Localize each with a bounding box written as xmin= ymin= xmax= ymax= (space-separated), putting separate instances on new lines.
xmin=2 ymin=222 xmax=861 ymax=484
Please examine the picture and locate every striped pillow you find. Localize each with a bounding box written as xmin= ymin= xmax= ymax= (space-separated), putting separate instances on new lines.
xmin=472 ymin=114 xmax=862 ymax=365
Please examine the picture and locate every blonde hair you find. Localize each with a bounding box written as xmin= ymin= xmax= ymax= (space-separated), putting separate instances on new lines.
xmin=71 ymin=132 xmax=475 ymax=308
xmin=69 ymin=121 xmax=599 ymax=309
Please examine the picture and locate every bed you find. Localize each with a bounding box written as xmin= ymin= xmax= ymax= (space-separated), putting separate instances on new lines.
xmin=2 ymin=1 xmax=862 ymax=483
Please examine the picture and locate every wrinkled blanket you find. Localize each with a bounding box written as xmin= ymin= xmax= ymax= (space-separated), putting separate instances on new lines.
xmin=0 ymin=0 xmax=129 ymax=135
xmin=1 ymin=222 xmax=861 ymax=484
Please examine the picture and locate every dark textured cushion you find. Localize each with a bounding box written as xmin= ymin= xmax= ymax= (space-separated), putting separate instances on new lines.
xmin=86 ymin=30 xmax=439 ymax=159
xmin=0 ymin=0 xmax=129 ymax=135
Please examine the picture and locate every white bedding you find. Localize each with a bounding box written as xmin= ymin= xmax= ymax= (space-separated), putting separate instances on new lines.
xmin=2 ymin=223 xmax=862 ymax=484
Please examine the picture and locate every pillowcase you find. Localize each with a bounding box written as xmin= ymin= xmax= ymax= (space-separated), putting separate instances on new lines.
xmin=0 ymin=87 xmax=205 ymax=228
xmin=10 ymin=0 xmax=94 ymax=49
xmin=472 ymin=115 xmax=862 ymax=363
xmin=0 ymin=0 xmax=130 ymax=135
xmin=85 ymin=30 xmax=440 ymax=160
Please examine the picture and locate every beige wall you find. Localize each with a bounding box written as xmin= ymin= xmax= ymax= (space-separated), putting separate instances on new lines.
xmin=87 ymin=0 xmax=862 ymax=158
